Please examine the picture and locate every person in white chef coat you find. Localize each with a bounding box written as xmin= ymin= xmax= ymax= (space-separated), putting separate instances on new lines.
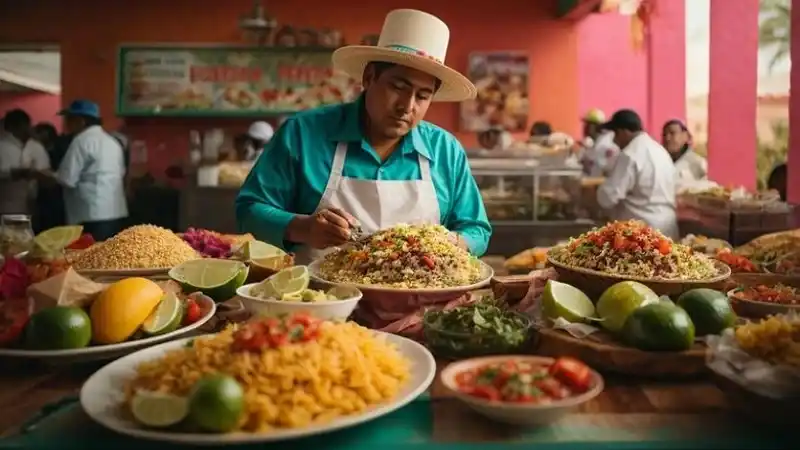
xmin=597 ymin=109 xmax=679 ymax=239
xmin=661 ymin=119 xmax=707 ymax=186
xmin=245 ymin=121 xmax=274 ymax=161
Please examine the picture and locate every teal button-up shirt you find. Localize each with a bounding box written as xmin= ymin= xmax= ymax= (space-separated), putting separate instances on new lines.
xmin=235 ymin=96 xmax=492 ymax=256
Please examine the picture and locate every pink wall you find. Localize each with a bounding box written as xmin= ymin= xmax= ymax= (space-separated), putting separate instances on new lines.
xmin=789 ymin=0 xmax=800 ymax=202
xmin=706 ymin=0 xmax=759 ymax=189
xmin=577 ymin=13 xmax=647 ymax=129
xmin=577 ymin=4 xmax=686 ymax=136
xmin=0 ymin=91 xmax=62 ymax=130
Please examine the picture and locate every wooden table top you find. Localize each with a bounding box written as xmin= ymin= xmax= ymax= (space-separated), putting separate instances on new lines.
xmin=0 ymin=356 xmax=759 ymax=445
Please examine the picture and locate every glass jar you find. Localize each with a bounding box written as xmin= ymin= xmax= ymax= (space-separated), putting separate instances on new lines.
xmin=0 ymin=214 xmax=34 ymax=257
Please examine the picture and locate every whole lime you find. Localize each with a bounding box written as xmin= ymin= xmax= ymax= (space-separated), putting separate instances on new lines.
xmin=676 ymin=288 xmax=736 ymax=336
xmin=622 ymin=303 xmax=695 ymax=352
xmin=596 ymin=281 xmax=659 ymax=333
xmin=188 ymin=374 xmax=244 ymax=432
xmin=25 ymin=306 xmax=92 ymax=350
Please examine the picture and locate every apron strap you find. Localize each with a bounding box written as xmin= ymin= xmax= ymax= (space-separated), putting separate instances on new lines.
xmin=418 ymin=153 xmax=432 ymax=181
xmin=331 ymin=142 xmax=348 ymax=178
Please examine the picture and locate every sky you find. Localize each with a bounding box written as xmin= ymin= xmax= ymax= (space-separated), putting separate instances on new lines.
xmin=685 ymin=0 xmax=790 ymax=97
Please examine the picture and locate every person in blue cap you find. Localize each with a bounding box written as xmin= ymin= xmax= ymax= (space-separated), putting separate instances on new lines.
xmin=35 ymin=100 xmax=129 ymax=240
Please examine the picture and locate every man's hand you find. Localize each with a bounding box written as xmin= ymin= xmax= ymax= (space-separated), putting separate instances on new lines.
xmin=448 ymin=232 xmax=470 ymax=252
xmin=287 ymin=208 xmax=358 ymax=249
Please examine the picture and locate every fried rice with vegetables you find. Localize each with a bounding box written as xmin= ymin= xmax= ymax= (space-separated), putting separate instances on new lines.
xmin=318 ymin=224 xmax=481 ymax=288
xmin=548 ymin=220 xmax=719 ymax=280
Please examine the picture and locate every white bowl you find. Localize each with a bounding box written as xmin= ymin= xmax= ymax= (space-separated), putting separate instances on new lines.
xmin=440 ymin=355 xmax=604 ymax=426
xmin=236 ymin=283 xmax=362 ymax=321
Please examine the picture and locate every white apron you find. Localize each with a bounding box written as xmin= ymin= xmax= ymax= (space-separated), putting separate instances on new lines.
xmin=294 ymin=142 xmax=440 ymax=264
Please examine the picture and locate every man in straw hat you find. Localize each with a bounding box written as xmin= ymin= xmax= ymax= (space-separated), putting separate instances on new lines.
xmin=236 ymin=9 xmax=491 ymax=333
xmin=237 ymin=9 xmax=491 ymax=263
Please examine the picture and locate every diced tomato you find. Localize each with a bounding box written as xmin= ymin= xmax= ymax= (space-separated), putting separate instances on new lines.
xmin=657 ymin=240 xmax=672 ymax=255
xmin=66 ymin=233 xmax=95 ymax=250
xmin=183 ymin=299 xmax=202 ymax=325
xmin=471 ymin=385 xmax=501 ymax=401
xmin=613 ymin=235 xmax=625 ymax=250
xmin=0 ymin=299 xmax=31 ymax=347
xmin=455 ymin=370 xmax=476 ymax=388
xmin=549 ymin=357 xmax=592 ymax=392
xmin=534 ymin=378 xmax=570 ymax=400
xmin=421 ymin=255 xmax=435 ymax=269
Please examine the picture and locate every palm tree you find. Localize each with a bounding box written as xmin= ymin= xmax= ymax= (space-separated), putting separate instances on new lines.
xmin=759 ymin=0 xmax=791 ymax=71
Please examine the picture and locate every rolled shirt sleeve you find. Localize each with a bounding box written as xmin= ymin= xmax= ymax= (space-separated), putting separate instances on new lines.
xmin=235 ymin=119 xmax=300 ymax=251
xmin=597 ymin=152 xmax=636 ymax=210
xmin=444 ymin=143 xmax=492 ymax=257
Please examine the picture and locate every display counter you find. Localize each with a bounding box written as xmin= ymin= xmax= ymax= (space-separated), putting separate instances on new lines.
xmin=469 ymin=157 xmax=597 ymax=255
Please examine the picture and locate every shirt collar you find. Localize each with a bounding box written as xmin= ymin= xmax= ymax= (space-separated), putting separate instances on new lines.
xmin=330 ymin=95 xmax=431 ymax=160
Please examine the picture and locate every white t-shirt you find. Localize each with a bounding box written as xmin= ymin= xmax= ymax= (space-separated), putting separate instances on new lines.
xmin=597 ymin=133 xmax=678 ymax=239
xmin=581 ymin=131 xmax=620 ymax=177
xmin=57 ymin=125 xmax=128 ymax=224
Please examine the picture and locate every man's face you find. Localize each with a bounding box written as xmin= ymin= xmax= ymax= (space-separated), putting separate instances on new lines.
xmin=612 ymin=129 xmax=634 ymax=149
xmin=63 ymin=115 xmax=84 ymax=135
xmin=363 ymin=64 xmax=437 ymax=139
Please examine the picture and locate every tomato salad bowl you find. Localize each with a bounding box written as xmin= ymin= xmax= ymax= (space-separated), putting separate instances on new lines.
xmin=440 ymin=355 xmax=604 ymax=426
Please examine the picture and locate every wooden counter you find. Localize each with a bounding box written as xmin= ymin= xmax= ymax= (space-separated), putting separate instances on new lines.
xmin=0 ymin=357 xmax=788 ymax=448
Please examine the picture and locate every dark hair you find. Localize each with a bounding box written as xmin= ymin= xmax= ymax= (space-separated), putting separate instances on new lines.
xmin=530 ymin=121 xmax=552 ymax=137
xmin=364 ymin=61 xmax=442 ymax=92
xmin=3 ymin=109 xmax=31 ymax=130
xmin=33 ymin=122 xmax=58 ymax=145
xmin=767 ymin=163 xmax=787 ymax=201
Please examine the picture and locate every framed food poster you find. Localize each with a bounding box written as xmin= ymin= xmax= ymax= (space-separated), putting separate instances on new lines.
xmin=116 ymin=45 xmax=362 ymax=117
xmin=459 ymin=52 xmax=530 ymax=132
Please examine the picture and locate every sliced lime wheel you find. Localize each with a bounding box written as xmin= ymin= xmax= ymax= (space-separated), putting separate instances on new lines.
xmin=130 ymin=390 xmax=189 ymax=428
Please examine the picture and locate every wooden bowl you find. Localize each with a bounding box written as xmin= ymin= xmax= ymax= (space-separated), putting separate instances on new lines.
xmin=490 ymin=274 xmax=534 ymax=303
xmin=536 ymin=327 xmax=708 ymax=378
xmin=727 ymin=284 xmax=800 ymax=319
xmin=546 ymin=253 xmax=731 ymax=299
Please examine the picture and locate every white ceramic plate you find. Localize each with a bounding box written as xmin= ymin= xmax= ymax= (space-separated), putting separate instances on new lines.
xmin=308 ymin=259 xmax=494 ymax=295
xmin=0 ymin=296 xmax=216 ymax=364
xmin=80 ymin=331 xmax=435 ymax=445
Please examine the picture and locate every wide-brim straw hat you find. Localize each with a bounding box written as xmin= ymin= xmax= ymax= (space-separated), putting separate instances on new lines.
xmin=332 ymin=9 xmax=477 ymax=102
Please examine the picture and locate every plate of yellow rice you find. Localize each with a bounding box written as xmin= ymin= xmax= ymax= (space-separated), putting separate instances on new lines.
xmin=80 ymin=318 xmax=435 ymax=444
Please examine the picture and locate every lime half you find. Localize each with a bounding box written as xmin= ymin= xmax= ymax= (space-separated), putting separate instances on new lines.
xmin=255 ymin=265 xmax=310 ymax=299
xmin=169 ymin=259 xmax=249 ymax=302
xmin=130 ymin=391 xmax=189 ymax=428
xmin=541 ymin=280 xmax=596 ymax=323
xmin=142 ymin=291 xmax=185 ymax=335
xmin=233 ymin=240 xmax=285 ymax=261
xmin=30 ymin=225 xmax=83 ymax=257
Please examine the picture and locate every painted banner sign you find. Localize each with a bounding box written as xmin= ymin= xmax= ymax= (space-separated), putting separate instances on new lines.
xmin=116 ymin=46 xmax=361 ymax=117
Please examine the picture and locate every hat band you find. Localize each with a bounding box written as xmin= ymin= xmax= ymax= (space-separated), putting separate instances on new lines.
xmin=382 ymin=44 xmax=443 ymax=64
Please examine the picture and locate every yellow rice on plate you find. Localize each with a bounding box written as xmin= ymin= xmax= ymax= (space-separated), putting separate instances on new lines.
xmin=123 ymin=321 xmax=410 ymax=432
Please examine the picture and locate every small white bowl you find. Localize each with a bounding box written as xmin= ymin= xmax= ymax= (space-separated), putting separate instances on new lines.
xmin=440 ymin=355 xmax=604 ymax=426
xmin=236 ymin=283 xmax=362 ymax=321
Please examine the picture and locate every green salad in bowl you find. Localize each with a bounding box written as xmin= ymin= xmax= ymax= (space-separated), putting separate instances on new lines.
xmin=422 ymin=298 xmax=534 ymax=359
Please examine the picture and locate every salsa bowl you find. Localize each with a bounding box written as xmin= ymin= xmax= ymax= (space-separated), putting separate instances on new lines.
xmin=440 ymin=355 xmax=604 ymax=426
